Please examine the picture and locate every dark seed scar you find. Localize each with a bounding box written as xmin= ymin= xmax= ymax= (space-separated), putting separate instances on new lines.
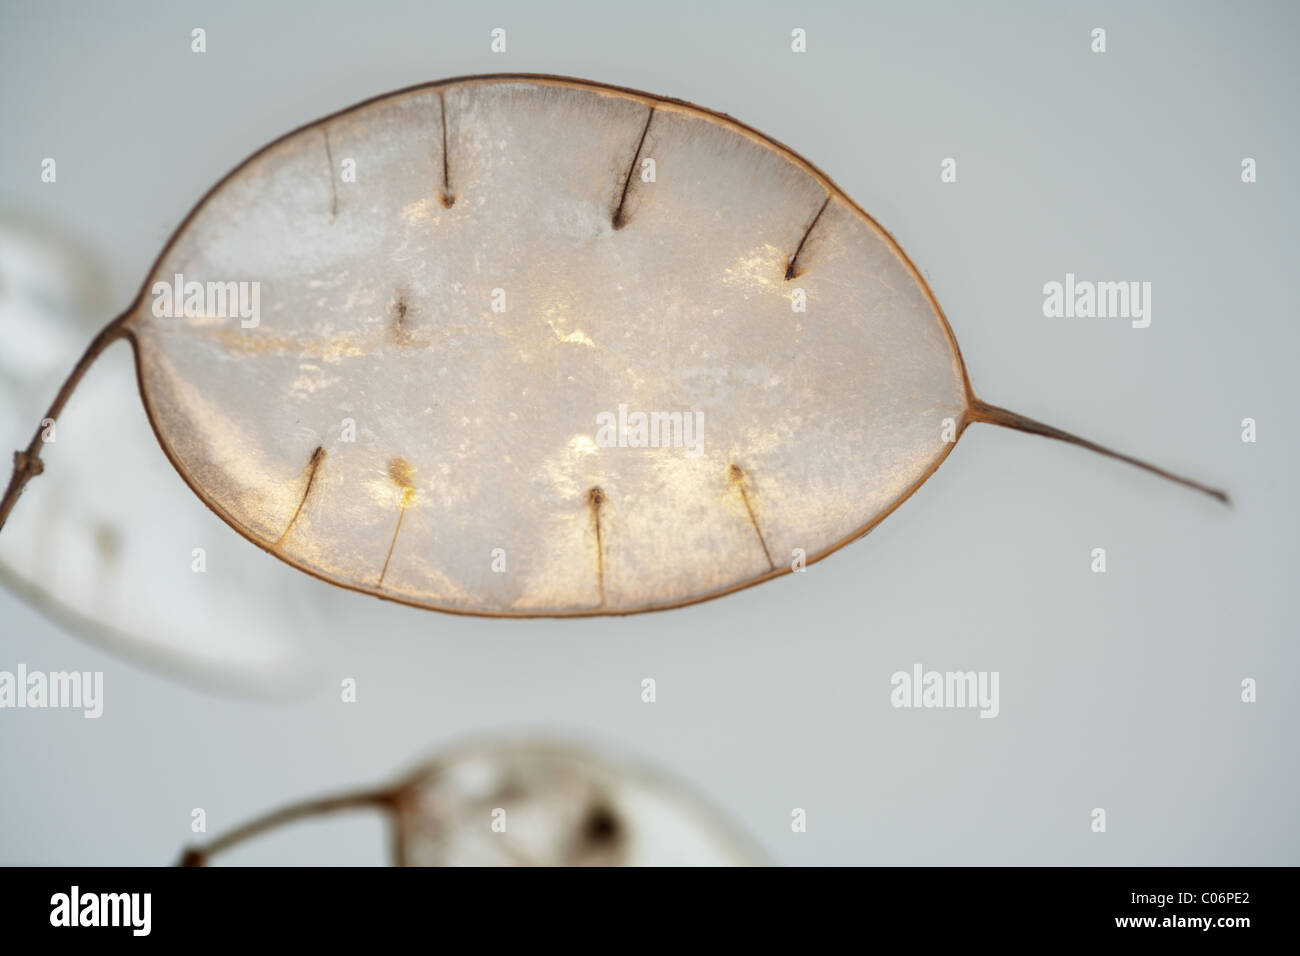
xmin=612 ymin=107 xmax=654 ymax=230
xmin=379 ymin=458 xmax=416 ymax=588
xmin=729 ymin=464 xmax=775 ymax=571
xmin=438 ymin=92 xmax=455 ymax=208
xmin=588 ymin=486 xmax=606 ymax=607
xmin=276 ymin=446 xmax=326 ymax=548
xmin=390 ymin=291 xmax=415 ymax=345
xmin=785 ymin=195 xmax=831 ymax=281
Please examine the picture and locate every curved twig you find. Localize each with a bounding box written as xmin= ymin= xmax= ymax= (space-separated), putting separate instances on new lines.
xmin=0 ymin=310 xmax=133 ymax=532
xmin=177 ymin=786 xmax=400 ymax=866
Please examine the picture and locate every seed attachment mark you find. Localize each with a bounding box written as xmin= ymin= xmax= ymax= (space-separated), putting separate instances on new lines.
xmin=378 ymin=458 xmax=417 ymax=588
xmin=730 ymin=464 xmax=774 ymax=571
xmin=438 ymin=92 xmax=455 ymax=208
xmin=277 ymin=446 xmax=326 ymax=548
xmin=612 ymin=107 xmax=655 ymax=230
xmin=785 ymin=195 xmax=831 ymax=280
xmin=588 ymin=486 xmax=607 ymax=606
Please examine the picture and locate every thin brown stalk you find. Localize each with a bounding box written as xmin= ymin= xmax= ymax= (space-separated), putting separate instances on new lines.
xmin=176 ymin=787 xmax=398 ymax=866
xmin=968 ymin=397 xmax=1229 ymax=505
xmin=0 ymin=312 xmax=132 ymax=532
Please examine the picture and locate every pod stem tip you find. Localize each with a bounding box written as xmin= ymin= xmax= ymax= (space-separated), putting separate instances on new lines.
xmin=967 ymin=397 xmax=1230 ymax=506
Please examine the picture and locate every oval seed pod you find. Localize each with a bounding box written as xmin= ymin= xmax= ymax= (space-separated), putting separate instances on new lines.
xmin=178 ymin=738 xmax=764 ymax=867
xmin=0 ymin=74 xmax=1227 ymax=618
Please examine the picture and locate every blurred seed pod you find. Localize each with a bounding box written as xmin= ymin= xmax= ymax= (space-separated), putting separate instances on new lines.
xmin=181 ymin=737 xmax=765 ymax=866
xmin=0 ymin=213 xmax=323 ymax=697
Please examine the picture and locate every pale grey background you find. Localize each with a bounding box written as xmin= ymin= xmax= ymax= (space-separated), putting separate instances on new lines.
xmin=1 ymin=0 xmax=1296 ymax=865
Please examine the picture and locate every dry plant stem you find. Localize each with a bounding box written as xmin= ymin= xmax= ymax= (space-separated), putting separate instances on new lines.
xmin=0 ymin=311 xmax=132 ymax=532
xmin=968 ymin=397 xmax=1230 ymax=505
xmin=176 ymin=787 xmax=399 ymax=866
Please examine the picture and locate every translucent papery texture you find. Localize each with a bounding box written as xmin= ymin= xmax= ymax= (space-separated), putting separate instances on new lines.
xmin=395 ymin=741 xmax=761 ymax=866
xmin=131 ymin=77 xmax=968 ymax=615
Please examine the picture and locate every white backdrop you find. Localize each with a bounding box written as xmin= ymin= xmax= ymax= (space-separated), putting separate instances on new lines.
xmin=0 ymin=0 xmax=1295 ymax=865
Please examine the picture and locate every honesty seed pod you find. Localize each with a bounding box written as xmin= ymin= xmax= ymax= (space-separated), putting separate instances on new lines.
xmin=178 ymin=738 xmax=763 ymax=867
xmin=0 ymin=74 xmax=1227 ymax=618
